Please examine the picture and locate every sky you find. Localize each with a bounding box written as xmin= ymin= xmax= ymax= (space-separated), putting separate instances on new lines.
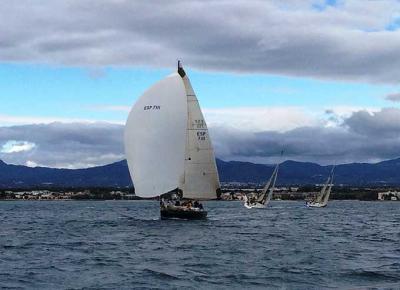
xmin=1 ymin=0 xmax=400 ymax=168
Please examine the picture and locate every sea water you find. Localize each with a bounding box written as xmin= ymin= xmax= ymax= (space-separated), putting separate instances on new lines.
xmin=0 ymin=200 xmax=399 ymax=289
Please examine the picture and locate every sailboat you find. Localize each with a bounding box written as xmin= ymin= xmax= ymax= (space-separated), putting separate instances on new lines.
xmin=124 ymin=61 xmax=220 ymax=219
xmin=306 ymin=166 xmax=335 ymax=208
xmin=244 ymin=162 xmax=279 ymax=209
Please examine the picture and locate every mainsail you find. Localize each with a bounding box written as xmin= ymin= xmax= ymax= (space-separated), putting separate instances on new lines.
xmin=124 ymin=63 xmax=220 ymax=200
xmin=180 ymin=69 xmax=220 ymax=200
xmin=315 ymin=177 xmax=329 ymax=203
xmin=312 ymin=166 xmax=335 ymax=205
xmin=256 ymin=163 xmax=279 ymax=204
xmin=321 ymin=166 xmax=335 ymax=204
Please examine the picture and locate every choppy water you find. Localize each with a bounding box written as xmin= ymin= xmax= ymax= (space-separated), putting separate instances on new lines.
xmin=0 ymin=200 xmax=400 ymax=289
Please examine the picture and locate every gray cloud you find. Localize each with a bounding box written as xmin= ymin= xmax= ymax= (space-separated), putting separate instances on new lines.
xmin=1 ymin=1 xmax=400 ymax=83
xmin=212 ymin=107 xmax=400 ymax=164
xmin=344 ymin=108 xmax=400 ymax=137
xmin=385 ymin=93 xmax=400 ymax=102
xmin=1 ymin=107 xmax=400 ymax=168
xmin=213 ymin=125 xmax=400 ymax=165
xmin=0 ymin=122 xmax=124 ymax=168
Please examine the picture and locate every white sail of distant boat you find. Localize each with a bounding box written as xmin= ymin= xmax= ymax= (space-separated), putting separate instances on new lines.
xmin=306 ymin=166 xmax=335 ymax=208
xmin=244 ymin=162 xmax=279 ymax=209
xmin=124 ymin=61 xmax=220 ymax=219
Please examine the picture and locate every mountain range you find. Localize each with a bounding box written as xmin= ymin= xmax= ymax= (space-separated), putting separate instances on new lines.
xmin=1 ymin=158 xmax=400 ymax=188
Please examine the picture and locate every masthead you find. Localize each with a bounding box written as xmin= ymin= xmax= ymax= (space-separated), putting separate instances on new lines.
xmin=177 ymin=60 xmax=186 ymax=78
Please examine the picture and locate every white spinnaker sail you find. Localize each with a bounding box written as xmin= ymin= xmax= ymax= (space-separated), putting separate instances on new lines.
xmin=124 ymin=73 xmax=187 ymax=198
xmin=181 ymin=75 xmax=220 ymax=200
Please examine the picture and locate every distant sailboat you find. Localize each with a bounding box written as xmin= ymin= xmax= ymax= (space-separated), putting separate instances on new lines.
xmin=306 ymin=166 xmax=335 ymax=208
xmin=244 ymin=162 xmax=279 ymax=209
xmin=124 ymin=61 xmax=220 ymax=219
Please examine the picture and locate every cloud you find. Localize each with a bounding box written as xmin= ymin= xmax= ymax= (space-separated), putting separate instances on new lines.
xmin=88 ymin=105 xmax=131 ymax=112
xmin=0 ymin=1 xmax=400 ymax=83
xmin=344 ymin=108 xmax=400 ymax=137
xmin=0 ymin=122 xmax=124 ymax=168
xmin=203 ymin=106 xmax=318 ymax=132
xmin=26 ymin=160 xmax=38 ymax=167
xmin=0 ymin=113 xmax=124 ymax=126
xmin=0 ymin=107 xmax=399 ymax=168
xmin=1 ymin=140 xmax=36 ymax=153
xmin=385 ymin=93 xmax=400 ymax=102
xmin=211 ymin=107 xmax=400 ymax=164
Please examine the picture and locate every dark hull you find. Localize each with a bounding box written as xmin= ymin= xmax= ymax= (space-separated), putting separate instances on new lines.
xmin=160 ymin=208 xmax=207 ymax=220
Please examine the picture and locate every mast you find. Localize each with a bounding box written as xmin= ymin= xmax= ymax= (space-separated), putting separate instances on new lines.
xmin=178 ymin=60 xmax=186 ymax=77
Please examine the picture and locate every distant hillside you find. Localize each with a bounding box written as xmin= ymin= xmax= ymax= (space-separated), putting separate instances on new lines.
xmin=2 ymin=158 xmax=400 ymax=188
xmin=0 ymin=159 xmax=132 ymax=188
xmin=218 ymin=158 xmax=400 ymax=185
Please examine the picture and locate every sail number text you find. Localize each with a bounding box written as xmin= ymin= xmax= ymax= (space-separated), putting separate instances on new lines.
xmin=144 ymin=105 xmax=161 ymax=110
xmin=194 ymin=119 xmax=206 ymax=129
xmin=197 ymin=131 xmax=206 ymax=141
